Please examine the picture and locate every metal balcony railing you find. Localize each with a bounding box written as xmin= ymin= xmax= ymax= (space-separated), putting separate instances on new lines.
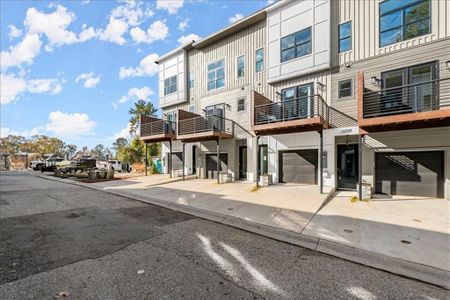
xmin=140 ymin=120 xmax=175 ymax=137
xmin=254 ymin=94 xmax=328 ymax=125
xmin=363 ymin=77 xmax=450 ymax=119
xmin=178 ymin=115 xmax=234 ymax=136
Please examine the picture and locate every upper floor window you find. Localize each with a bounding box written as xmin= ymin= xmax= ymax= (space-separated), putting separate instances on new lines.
xmin=339 ymin=21 xmax=352 ymax=53
xmin=255 ymin=48 xmax=264 ymax=73
xmin=280 ymin=27 xmax=312 ymax=63
xmin=379 ymin=0 xmax=431 ymax=47
xmin=237 ymin=97 xmax=245 ymax=112
xmin=236 ymin=55 xmax=245 ymax=78
xmin=188 ymin=71 xmax=194 ymax=89
xmin=207 ymin=59 xmax=225 ymax=91
xmin=338 ymin=79 xmax=352 ymax=98
xmin=164 ymin=76 xmax=177 ymax=95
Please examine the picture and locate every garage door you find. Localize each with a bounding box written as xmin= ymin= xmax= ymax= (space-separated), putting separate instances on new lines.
xmin=279 ymin=149 xmax=318 ymax=184
xmin=171 ymin=152 xmax=183 ymax=170
xmin=206 ymin=153 xmax=228 ymax=179
xmin=375 ymin=151 xmax=444 ymax=198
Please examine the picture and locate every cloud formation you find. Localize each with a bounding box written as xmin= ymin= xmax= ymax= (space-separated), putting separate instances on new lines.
xmin=112 ymin=87 xmax=154 ymax=108
xmin=229 ymin=13 xmax=244 ymax=23
xmin=75 ymin=72 xmax=101 ymax=88
xmin=177 ymin=33 xmax=200 ymax=45
xmin=119 ymin=53 xmax=159 ymax=79
xmin=45 ymin=111 xmax=96 ymax=138
xmin=156 ymin=0 xmax=184 ymax=14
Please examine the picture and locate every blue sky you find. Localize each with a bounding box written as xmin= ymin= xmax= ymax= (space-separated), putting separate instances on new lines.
xmin=1 ymin=0 xmax=269 ymax=148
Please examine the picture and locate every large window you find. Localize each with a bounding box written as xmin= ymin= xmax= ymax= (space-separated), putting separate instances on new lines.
xmin=164 ymin=76 xmax=177 ymax=95
xmin=339 ymin=21 xmax=352 ymax=53
xmin=236 ymin=55 xmax=245 ymax=78
xmin=207 ymin=59 xmax=225 ymax=91
xmin=280 ymin=27 xmax=312 ymax=63
xmin=255 ymin=48 xmax=264 ymax=73
xmin=281 ymin=83 xmax=314 ymax=119
xmin=379 ymin=0 xmax=431 ymax=47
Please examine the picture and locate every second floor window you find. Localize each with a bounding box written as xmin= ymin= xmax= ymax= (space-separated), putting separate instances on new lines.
xmin=237 ymin=55 xmax=245 ymax=78
xmin=164 ymin=76 xmax=177 ymax=95
xmin=379 ymin=0 xmax=431 ymax=47
xmin=339 ymin=21 xmax=352 ymax=53
xmin=338 ymin=79 xmax=352 ymax=98
xmin=255 ymin=48 xmax=264 ymax=72
xmin=188 ymin=71 xmax=194 ymax=89
xmin=280 ymin=27 xmax=312 ymax=63
xmin=207 ymin=59 xmax=225 ymax=91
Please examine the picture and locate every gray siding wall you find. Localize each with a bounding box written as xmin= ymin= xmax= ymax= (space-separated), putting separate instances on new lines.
xmin=332 ymin=0 xmax=450 ymax=66
xmin=331 ymin=38 xmax=450 ymax=119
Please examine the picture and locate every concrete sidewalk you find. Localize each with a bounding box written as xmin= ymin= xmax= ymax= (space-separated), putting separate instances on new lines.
xmin=38 ymin=174 xmax=450 ymax=288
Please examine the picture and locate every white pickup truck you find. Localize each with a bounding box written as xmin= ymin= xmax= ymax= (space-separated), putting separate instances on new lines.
xmin=107 ymin=160 xmax=131 ymax=173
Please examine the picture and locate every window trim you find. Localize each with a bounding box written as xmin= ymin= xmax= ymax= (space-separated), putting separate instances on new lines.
xmin=237 ymin=97 xmax=246 ymax=112
xmin=280 ymin=27 xmax=312 ymax=63
xmin=236 ymin=55 xmax=245 ymax=79
xmin=338 ymin=21 xmax=352 ymax=53
xmin=207 ymin=58 xmax=226 ymax=91
xmin=378 ymin=0 xmax=431 ymax=48
xmin=338 ymin=79 xmax=353 ymax=99
xmin=255 ymin=48 xmax=264 ymax=73
xmin=164 ymin=75 xmax=177 ymax=96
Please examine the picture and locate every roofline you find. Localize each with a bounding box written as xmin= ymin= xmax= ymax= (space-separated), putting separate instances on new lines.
xmin=156 ymin=0 xmax=282 ymax=62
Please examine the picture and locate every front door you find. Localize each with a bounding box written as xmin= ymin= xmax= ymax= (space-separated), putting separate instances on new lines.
xmin=239 ymin=146 xmax=247 ymax=179
xmin=192 ymin=145 xmax=196 ymax=174
xmin=337 ymin=144 xmax=358 ymax=189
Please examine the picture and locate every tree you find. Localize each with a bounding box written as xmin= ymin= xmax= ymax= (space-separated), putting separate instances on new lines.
xmin=0 ymin=135 xmax=26 ymax=154
xmin=65 ymin=144 xmax=77 ymax=158
xmin=128 ymin=99 xmax=157 ymax=135
xmin=113 ymin=137 xmax=129 ymax=152
xmin=90 ymin=144 xmax=106 ymax=158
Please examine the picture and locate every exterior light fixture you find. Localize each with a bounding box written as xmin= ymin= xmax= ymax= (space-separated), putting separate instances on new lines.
xmin=371 ymin=76 xmax=381 ymax=86
xmin=446 ymin=60 xmax=450 ymax=70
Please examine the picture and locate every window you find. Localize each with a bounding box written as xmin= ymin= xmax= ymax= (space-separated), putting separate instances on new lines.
xmin=280 ymin=27 xmax=312 ymax=63
xmin=281 ymin=83 xmax=314 ymax=118
xmin=255 ymin=48 xmax=264 ymax=73
xmin=338 ymin=79 xmax=352 ymax=98
xmin=164 ymin=76 xmax=177 ymax=95
xmin=205 ymin=103 xmax=225 ymax=131
xmin=188 ymin=71 xmax=194 ymax=89
xmin=339 ymin=21 xmax=352 ymax=53
xmin=380 ymin=61 xmax=437 ymax=114
xmin=379 ymin=0 xmax=431 ymax=47
xmin=237 ymin=97 xmax=245 ymax=112
xmin=236 ymin=55 xmax=245 ymax=78
xmin=167 ymin=111 xmax=176 ymax=122
xmin=207 ymin=59 xmax=225 ymax=91
xmin=189 ymin=105 xmax=196 ymax=113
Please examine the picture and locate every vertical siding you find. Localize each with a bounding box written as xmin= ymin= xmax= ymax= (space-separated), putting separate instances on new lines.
xmin=334 ymin=0 xmax=450 ymax=65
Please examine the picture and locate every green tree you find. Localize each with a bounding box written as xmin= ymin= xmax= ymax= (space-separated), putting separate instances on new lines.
xmin=128 ymin=99 xmax=157 ymax=135
xmin=113 ymin=137 xmax=128 ymax=151
xmin=90 ymin=144 xmax=106 ymax=158
xmin=65 ymin=144 xmax=77 ymax=158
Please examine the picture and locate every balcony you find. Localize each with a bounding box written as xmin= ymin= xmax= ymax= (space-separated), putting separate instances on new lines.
xmin=252 ymin=91 xmax=329 ymax=135
xmin=140 ymin=115 xmax=175 ymax=142
xmin=177 ymin=110 xmax=234 ymax=142
xmin=358 ymin=74 xmax=450 ymax=132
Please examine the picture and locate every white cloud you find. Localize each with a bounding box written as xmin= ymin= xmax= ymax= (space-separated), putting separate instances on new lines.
xmin=177 ymin=33 xmax=200 ymax=46
xmin=229 ymin=13 xmax=244 ymax=23
xmin=130 ymin=20 xmax=169 ymax=44
xmin=98 ymin=17 xmax=129 ymax=45
xmin=156 ymin=0 xmax=184 ymax=14
xmin=45 ymin=111 xmax=95 ymax=138
xmin=119 ymin=53 xmax=159 ymax=79
xmin=8 ymin=25 xmax=23 ymax=39
xmin=178 ymin=19 xmax=189 ymax=31
xmin=112 ymin=123 xmax=132 ymax=140
xmin=75 ymin=72 xmax=101 ymax=88
xmin=0 ymin=73 xmax=63 ymax=105
xmin=81 ymin=0 xmax=91 ymax=5
xmin=111 ymin=0 xmax=153 ymax=27
xmin=267 ymin=0 xmax=276 ymax=4
xmin=78 ymin=24 xmax=98 ymax=42
xmin=25 ymin=5 xmax=78 ymax=50
xmin=112 ymin=87 xmax=154 ymax=108
xmin=0 ymin=33 xmax=42 ymax=70
xmin=0 ymin=127 xmax=40 ymax=138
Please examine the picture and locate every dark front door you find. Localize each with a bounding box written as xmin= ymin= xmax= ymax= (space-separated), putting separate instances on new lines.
xmin=375 ymin=151 xmax=444 ymax=198
xmin=279 ymin=149 xmax=318 ymax=184
xmin=192 ymin=145 xmax=196 ymax=174
xmin=337 ymin=144 xmax=358 ymax=189
xmin=239 ymin=146 xmax=247 ymax=179
xmin=206 ymin=153 xmax=228 ymax=179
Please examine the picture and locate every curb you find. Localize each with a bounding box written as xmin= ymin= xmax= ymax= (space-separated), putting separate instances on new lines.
xmin=37 ymin=174 xmax=450 ymax=289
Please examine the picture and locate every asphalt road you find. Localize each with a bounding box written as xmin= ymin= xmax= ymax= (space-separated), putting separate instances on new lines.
xmin=0 ymin=172 xmax=448 ymax=299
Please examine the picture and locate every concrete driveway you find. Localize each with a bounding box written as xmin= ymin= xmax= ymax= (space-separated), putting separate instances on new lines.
xmin=92 ymin=178 xmax=331 ymax=233
xmin=302 ymin=191 xmax=450 ymax=272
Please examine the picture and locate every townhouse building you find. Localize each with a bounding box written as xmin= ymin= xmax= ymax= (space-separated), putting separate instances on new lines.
xmin=141 ymin=0 xmax=450 ymax=200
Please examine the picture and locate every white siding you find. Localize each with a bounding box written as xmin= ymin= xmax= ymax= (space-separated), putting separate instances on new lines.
xmin=158 ymin=50 xmax=187 ymax=108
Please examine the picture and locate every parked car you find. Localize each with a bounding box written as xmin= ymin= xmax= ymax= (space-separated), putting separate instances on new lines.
xmin=40 ymin=157 xmax=65 ymax=172
xmin=108 ymin=160 xmax=131 ymax=173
